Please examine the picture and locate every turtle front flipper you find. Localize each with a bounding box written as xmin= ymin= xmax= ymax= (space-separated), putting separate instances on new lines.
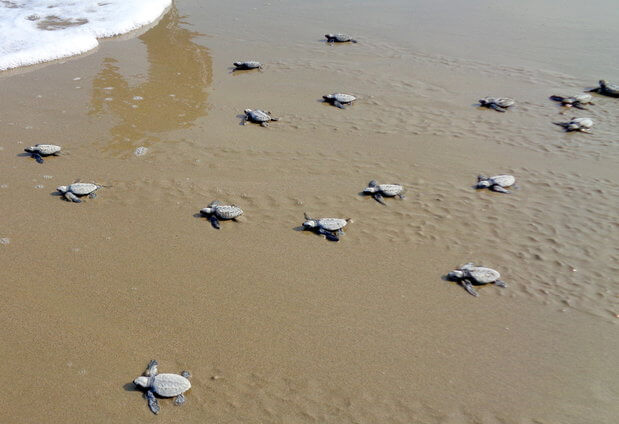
xmin=373 ymin=193 xmax=386 ymax=205
xmin=461 ymin=279 xmax=479 ymax=297
xmin=180 ymin=370 xmax=191 ymax=378
xmin=319 ymin=228 xmax=339 ymax=242
xmin=174 ymin=393 xmax=186 ymax=406
xmin=32 ymin=153 xmax=44 ymax=163
xmin=490 ymin=185 xmax=510 ymax=194
xmin=146 ymin=390 xmax=160 ymax=414
xmin=489 ymin=103 xmax=505 ymax=112
xmin=210 ymin=215 xmax=221 ymax=229
xmin=64 ymin=192 xmax=81 ymax=203
xmin=333 ymin=101 xmax=345 ymax=109
xmin=494 ymin=279 xmax=507 ymax=288
xmin=145 ymin=360 xmax=159 ymax=377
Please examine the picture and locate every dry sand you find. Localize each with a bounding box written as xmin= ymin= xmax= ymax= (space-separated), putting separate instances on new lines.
xmin=0 ymin=1 xmax=617 ymax=423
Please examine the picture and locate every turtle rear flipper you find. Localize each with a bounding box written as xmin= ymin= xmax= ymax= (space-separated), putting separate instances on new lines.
xmin=174 ymin=393 xmax=186 ymax=406
xmin=210 ymin=215 xmax=221 ymax=229
xmin=260 ymin=121 xmax=269 ymax=127
xmin=373 ymin=193 xmax=386 ymax=205
xmin=146 ymin=390 xmax=160 ymax=414
xmin=461 ymin=279 xmax=479 ymax=297
xmin=490 ymin=185 xmax=510 ymax=194
xmin=180 ymin=370 xmax=191 ymax=378
xmin=32 ymin=152 xmax=44 ymax=163
xmin=350 ymin=39 xmax=358 ymax=43
xmin=333 ymin=101 xmax=345 ymax=109
xmin=88 ymin=192 xmax=97 ymax=199
xmin=64 ymin=192 xmax=81 ymax=203
xmin=319 ymin=228 xmax=339 ymax=242
xmin=495 ymin=279 xmax=507 ymax=288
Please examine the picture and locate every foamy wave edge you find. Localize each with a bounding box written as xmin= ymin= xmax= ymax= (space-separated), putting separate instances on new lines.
xmin=0 ymin=0 xmax=172 ymax=71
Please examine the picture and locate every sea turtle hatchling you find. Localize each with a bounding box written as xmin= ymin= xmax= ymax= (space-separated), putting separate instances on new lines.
xmin=323 ymin=93 xmax=356 ymax=109
xmin=447 ymin=263 xmax=507 ymax=297
xmin=553 ymin=117 xmax=594 ymax=133
xmin=24 ymin=144 xmax=61 ymax=163
xmin=56 ymin=182 xmax=102 ymax=203
xmin=200 ymin=201 xmax=243 ymax=229
xmin=325 ymin=33 xmax=357 ymax=43
xmin=243 ymin=109 xmax=279 ymax=127
xmin=133 ymin=360 xmax=191 ymax=415
xmin=302 ymin=212 xmax=351 ymax=242
xmin=550 ymin=93 xmax=594 ymax=109
xmin=233 ymin=61 xmax=262 ymax=70
xmin=588 ymin=80 xmax=619 ymax=98
xmin=475 ymin=174 xmax=516 ymax=194
xmin=362 ymin=180 xmax=405 ymax=205
xmin=479 ymin=97 xmax=515 ymax=112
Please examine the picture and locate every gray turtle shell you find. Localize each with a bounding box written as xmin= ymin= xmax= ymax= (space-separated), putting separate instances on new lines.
xmin=376 ymin=184 xmax=403 ymax=196
xmin=234 ymin=61 xmax=261 ymax=69
xmin=149 ymin=373 xmax=191 ymax=397
xmin=245 ymin=109 xmax=271 ymax=123
xmin=480 ymin=97 xmax=515 ymax=108
xmin=567 ymin=117 xmax=594 ymax=130
xmin=326 ymin=33 xmax=354 ymax=42
xmin=317 ymin=218 xmax=349 ymax=231
xmin=326 ymin=93 xmax=356 ymax=103
xmin=462 ymin=266 xmax=501 ymax=283
xmin=483 ymin=175 xmax=515 ymax=187
xmin=25 ymin=144 xmax=61 ymax=155
xmin=65 ymin=183 xmax=99 ymax=195
xmin=201 ymin=203 xmax=243 ymax=219
xmin=599 ymin=80 xmax=619 ymax=96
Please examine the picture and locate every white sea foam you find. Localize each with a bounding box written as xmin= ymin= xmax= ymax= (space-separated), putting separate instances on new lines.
xmin=0 ymin=0 xmax=171 ymax=71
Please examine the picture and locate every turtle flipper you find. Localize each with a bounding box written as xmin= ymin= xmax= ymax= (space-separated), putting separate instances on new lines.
xmin=260 ymin=121 xmax=269 ymax=127
xmin=489 ymin=103 xmax=505 ymax=112
xmin=32 ymin=152 xmax=44 ymax=163
xmin=64 ymin=192 xmax=81 ymax=203
xmin=319 ymin=228 xmax=339 ymax=242
xmin=180 ymin=370 xmax=191 ymax=378
xmin=270 ymin=117 xmax=280 ymax=121
xmin=368 ymin=180 xmax=378 ymax=187
xmin=572 ymin=103 xmax=587 ymax=110
xmin=494 ymin=279 xmax=507 ymax=288
xmin=146 ymin=390 xmax=160 ymax=414
xmin=351 ymin=39 xmax=358 ymax=43
xmin=145 ymin=360 xmax=159 ymax=377
xmin=89 ymin=192 xmax=97 ymax=199
xmin=490 ymin=185 xmax=510 ymax=194
xmin=373 ymin=193 xmax=386 ymax=205
xmin=333 ymin=101 xmax=345 ymax=109
xmin=174 ymin=393 xmax=186 ymax=406
xmin=461 ymin=279 xmax=479 ymax=297
xmin=210 ymin=215 xmax=221 ymax=229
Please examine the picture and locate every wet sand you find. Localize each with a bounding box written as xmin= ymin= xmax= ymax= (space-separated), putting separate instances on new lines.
xmin=1 ymin=1 xmax=618 ymax=423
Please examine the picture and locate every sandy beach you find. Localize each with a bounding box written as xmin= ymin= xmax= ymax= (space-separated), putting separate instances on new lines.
xmin=1 ymin=1 xmax=617 ymax=422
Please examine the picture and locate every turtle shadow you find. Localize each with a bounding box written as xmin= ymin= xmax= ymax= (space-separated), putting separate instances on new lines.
xmin=193 ymin=212 xmax=205 ymax=220
xmin=49 ymin=191 xmax=64 ymax=198
xmin=292 ymin=225 xmax=339 ymax=242
xmin=229 ymin=67 xmax=261 ymax=75
xmin=16 ymin=152 xmax=32 ymax=158
xmin=236 ymin=114 xmax=248 ymax=126
xmin=123 ymin=382 xmax=140 ymax=392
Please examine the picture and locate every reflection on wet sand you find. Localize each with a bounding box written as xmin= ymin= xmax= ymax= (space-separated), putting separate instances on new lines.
xmin=89 ymin=6 xmax=211 ymax=155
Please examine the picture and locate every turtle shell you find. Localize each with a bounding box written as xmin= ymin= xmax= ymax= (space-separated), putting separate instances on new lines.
xmin=214 ymin=205 xmax=243 ymax=219
xmin=329 ymin=34 xmax=353 ymax=42
xmin=68 ymin=183 xmax=99 ymax=195
xmin=378 ymin=184 xmax=403 ymax=196
xmin=464 ymin=267 xmax=500 ymax=284
xmin=331 ymin=93 xmax=356 ymax=103
xmin=235 ymin=61 xmax=261 ymax=69
xmin=318 ymin=218 xmax=348 ymax=231
xmin=573 ymin=93 xmax=593 ymax=103
xmin=569 ymin=117 xmax=593 ymax=129
xmin=600 ymin=80 xmax=619 ymax=96
xmin=247 ymin=110 xmax=270 ymax=122
xmin=151 ymin=373 xmax=191 ymax=397
xmin=488 ymin=175 xmax=515 ymax=187
xmin=29 ymin=144 xmax=61 ymax=155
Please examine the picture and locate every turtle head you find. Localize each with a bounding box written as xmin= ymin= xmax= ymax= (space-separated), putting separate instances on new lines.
xmin=303 ymin=219 xmax=318 ymax=229
xmin=244 ymin=109 xmax=252 ymax=114
xmin=363 ymin=186 xmax=378 ymax=193
xmin=322 ymin=95 xmax=334 ymax=101
xmin=133 ymin=376 xmax=150 ymax=388
xmin=24 ymin=146 xmax=36 ymax=153
xmin=200 ymin=207 xmax=213 ymax=215
xmin=325 ymin=34 xmax=333 ymax=39
xmin=447 ymin=270 xmax=464 ymax=280
xmin=57 ymin=185 xmax=68 ymax=193
xmin=476 ymin=180 xmax=491 ymax=188
xmin=599 ymin=80 xmax=606 ymax=88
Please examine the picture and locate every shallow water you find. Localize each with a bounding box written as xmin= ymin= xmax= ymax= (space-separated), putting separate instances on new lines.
xmin=0 ymin=1 xmax=617 ymax=423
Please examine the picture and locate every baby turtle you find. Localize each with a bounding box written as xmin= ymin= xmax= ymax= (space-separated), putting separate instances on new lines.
xmin=550 ymin=93 xmax=594 ymax=109
xmin=588 ymin=80 xmax=619 ymax=98
xmin=325 ymin=33 xmax=357 ymax=43
xmin=24 ymin=144 xmax=61 ymax=163
xmin=56 ymin=182 xmax=101 ymax=203
xmin=302 ymin=212 xmax=350 ymax=242
xmin=243 ymin=109 xmax=279 ymax=127
xmin=476 ymin=174 xmax=516 ymax=194
xmin=200 ymin=200 xmax=243 ymax=229
xmin=133 ymin=360 xmax=191 ymax=415
xmin=479 ymin=97 xmax=515 ymax=112
xmin=362 ymin=180 xmax=405 ymax=205
xmin=447 ymin=263 xmax=507 ymax=297
xmin=323 ymin=93 xmax=356 ymax=109
xmin=233 ymin=61 xmax=262 ymax=70
xmin=554 ymin=117 xmax=594 ymax=133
